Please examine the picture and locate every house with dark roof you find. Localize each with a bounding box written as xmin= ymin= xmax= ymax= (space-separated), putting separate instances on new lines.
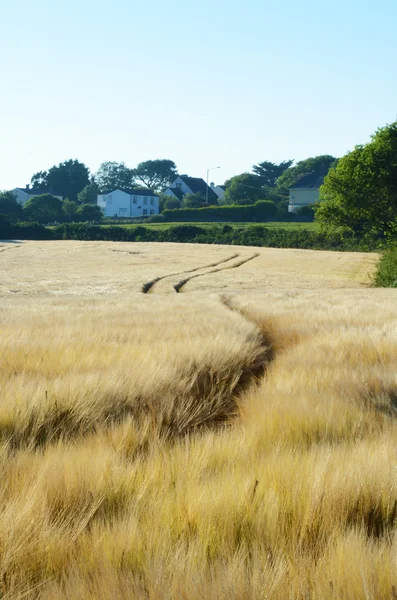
xmin=164 ymin=176 xmax=219 ymax=205
xmin=97 ymin=188 xmax=159 ymax=218
xmin=13 ymin=187 xmax=63 ymax=205
xmin=210 ymin=183 xmax=226 ymax=201
xmin=288 ymin=172 xmax=326 ymax=213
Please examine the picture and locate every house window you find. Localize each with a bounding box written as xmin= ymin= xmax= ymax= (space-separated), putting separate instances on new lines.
xmin=143 ymin=209 xmax=148 ymax=215
xmin=150 ymin=198 xmax=154 ymax=205
xmin=107 ymin=195 xmax=112 ymax=204
xmin=133 ymin=196 xmax=137 ymax=203
xmin=175 ymin=182 xmax=182 ymax=189
xmin=150 ymin=209 xmax=155 ymax=215
xmin=143 ymin=198 xmax=148 ymax=204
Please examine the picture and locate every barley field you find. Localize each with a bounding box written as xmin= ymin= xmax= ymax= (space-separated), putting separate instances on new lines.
xmin=1 ymin=240 xmax=397 ymax=599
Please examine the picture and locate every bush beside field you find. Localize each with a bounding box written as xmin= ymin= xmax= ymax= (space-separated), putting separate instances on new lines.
xmin=374 ymin=246 xmax=397 ymax=287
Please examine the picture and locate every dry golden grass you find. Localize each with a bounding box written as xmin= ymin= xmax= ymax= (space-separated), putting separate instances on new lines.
xmin=2 ymin=240 xmax=397 ymax=599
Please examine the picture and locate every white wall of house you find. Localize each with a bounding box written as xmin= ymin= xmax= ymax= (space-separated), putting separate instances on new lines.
xmin=13 ymin=189 xmax=63 ymax=205
xmin=97 ymin=189 xmax=159 ymax=218
xmin=288 ymin=188 xmax=319 ymax=213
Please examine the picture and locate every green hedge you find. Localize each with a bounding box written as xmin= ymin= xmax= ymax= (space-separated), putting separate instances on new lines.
xmin=374 ymin=246 xmax=397 ymax=287
xmin=0 ymin=218 xmax=384 ymax=252
xmin=54 ymin=223 xmax=382 ymax=251
xmin=163 ymin=202 xmax=277 ymax=223
xmin=0 ymin=218 xmax=54 ymax=240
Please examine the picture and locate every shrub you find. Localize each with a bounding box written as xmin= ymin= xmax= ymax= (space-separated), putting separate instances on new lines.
xmin=23 ymin=194 xmax=65 ymax=224
xmin=75 ymin=204 xmax=103 ymax=222
xmin=374 ymin=246 xmax=397 ymax=287
xmin=147 ymin=214 xmax=166 ymax=223
xmin=296 ymin=205 xmax=315 ymax=220
xmin=164 ymin=197 xmax=181 ymax=210
xmin=254 ymin=200 xmax=277 ymax=221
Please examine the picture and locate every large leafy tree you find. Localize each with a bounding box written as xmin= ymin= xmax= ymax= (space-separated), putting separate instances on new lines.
xmin=30 ymin=171 xmax=49 ymax=190
xmin=77 ymin=179 xmax=100 ymax=204
xmin=23 ymin=194 xmax=65 ymax=224
xmin=94 ymin=162 xmax=135 ymax=193
xmin=221 ymin=173 xmax=265 ymax=205
xmin=133 ymin=159 xmax=178 ymax=191
xmin=31 ymin=160 xmax=90 ymax=201
xmin=252 ymin=160 xmax=293 ymax=187
xmin=0 ymin=191 xmax=23 ymax=222
xmin=316 ymin=122 xmax=397 ymax=236
xmin=276 ymin=155 xmax=338 ymax=193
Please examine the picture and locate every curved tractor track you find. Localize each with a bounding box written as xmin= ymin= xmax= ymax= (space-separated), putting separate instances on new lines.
xmin=174 ymin=253 xmax=260 ymax=293
xmin=141 ymin=253 xmax=240 ymax=294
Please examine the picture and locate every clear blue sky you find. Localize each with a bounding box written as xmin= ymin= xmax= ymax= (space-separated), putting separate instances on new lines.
xmin=1 ymin=0 xmax=396 ymax=189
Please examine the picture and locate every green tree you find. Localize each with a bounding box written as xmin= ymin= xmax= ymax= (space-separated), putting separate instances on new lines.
xmin=182 ymin=192 xmax=205 ymax=208
xmin=31 ymin=160 xmax=90 ymax=201
xmin=95 ymin=162 xmax=135 ymax=193
xmin=23 ymin=194 xmax=65 ymax=224
xmin=315 ymin=122 xmax=397 ymax=236
xmin=164 ymin=197 xmax=181 ymax=210
xmin=77 ymin=180 xmax=100 ymax=204
xmin=222 ymin=173 xmax=265 ymax=205
xmin=0 ymin=191 xmax=23 ymax=222
xmin=63 ymin=199 xmax=79 ymax=222
xmin=252 ymin=160 xmax=293 ymax=187
xmin=133 ymin=159 xmax=178 ymax=191
xmin=276 ymin=155 xmax=337 ymax=193
xmin=76 ymin=204 xmax=103 ymax=222
xmin=30 ymin=171 xmax=49 ymax=190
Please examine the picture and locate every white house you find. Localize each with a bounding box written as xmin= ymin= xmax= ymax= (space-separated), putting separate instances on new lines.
xmin=97 ymin=189 xmax=159 ymax=218
xmin=164 ymin=176 xmax=219 ymax=204
xmin=13 ymin=187 xmax=63 ymax=205
xmin=288 ymin=173 xmax=325 ymax=213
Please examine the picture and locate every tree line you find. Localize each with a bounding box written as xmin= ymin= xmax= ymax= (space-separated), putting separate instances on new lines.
xmin=0 ymin=155 xmax=336 ymax=224
xmin=1 ymin=119 xmax=397 ymax=234
xmin=0 ymin=159 xmax=179 ymax=224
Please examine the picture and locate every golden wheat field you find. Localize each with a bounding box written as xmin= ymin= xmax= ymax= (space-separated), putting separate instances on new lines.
xmin=1 ymin=239 xmax=397 ymax=599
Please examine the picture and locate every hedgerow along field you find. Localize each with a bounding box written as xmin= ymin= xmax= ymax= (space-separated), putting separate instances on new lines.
xmin=1 ymin=240 xmax=397 ymax=599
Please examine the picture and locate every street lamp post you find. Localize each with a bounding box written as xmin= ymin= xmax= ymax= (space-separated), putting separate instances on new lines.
xmin=206 ymin=166 xmax=220 ymax=204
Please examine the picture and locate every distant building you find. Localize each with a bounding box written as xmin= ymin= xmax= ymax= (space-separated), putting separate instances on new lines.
xmin=288 ymin=173 xmax=325 ymax=213
xmin=97 ymin=189 xmax=159 ymax=218
xmin=164 ymin=176 xmax=219 ymax=204
xmin=13 ymin=187 xmax=63 ymax=205
xmin=210 ymin=183 xmax=226 ymax=201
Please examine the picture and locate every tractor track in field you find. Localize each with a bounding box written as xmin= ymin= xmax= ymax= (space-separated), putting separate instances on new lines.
xmin=0 ymin=245 xmax=19 ymax=253
xmin=173 ymin=253 xmax=260 ymax=293
xmin=141 ymin=253 xmax=239 ymax=294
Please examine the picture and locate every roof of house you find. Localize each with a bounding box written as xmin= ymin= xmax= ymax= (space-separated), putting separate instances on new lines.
xmin=167 ymin=188 xmax=184 ymax=201
xmin=289 ymin=172 xmax=326 ymax=190
xmin=178 ymin=176 xmax=218 ymax=201
xmin=15 ymin=187 xmax=62 ymax=196
xmin=102 ymin=188 xmax=158 ymax=197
